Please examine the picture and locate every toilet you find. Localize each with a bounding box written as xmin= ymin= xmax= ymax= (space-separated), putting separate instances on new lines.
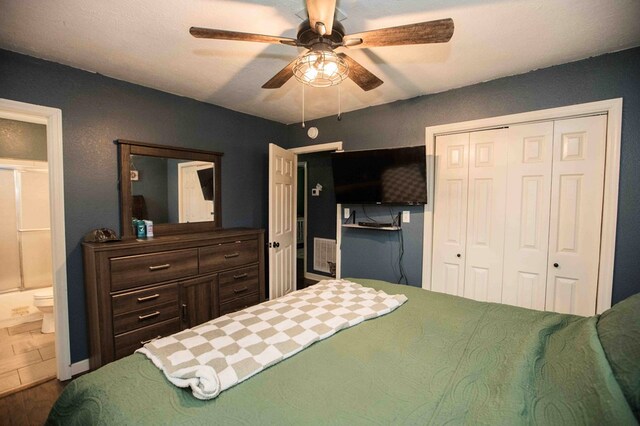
xmin=33 ymin=287 xmax=55 ymax=333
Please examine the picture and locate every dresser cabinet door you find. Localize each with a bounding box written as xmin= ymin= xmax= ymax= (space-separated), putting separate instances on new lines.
xmin=180 ymin=274 xmax=218 ymax=329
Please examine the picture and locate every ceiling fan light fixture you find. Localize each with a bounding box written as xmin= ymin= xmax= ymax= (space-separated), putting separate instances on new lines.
xmin=293 ymin=47 xmax=349 ymax=88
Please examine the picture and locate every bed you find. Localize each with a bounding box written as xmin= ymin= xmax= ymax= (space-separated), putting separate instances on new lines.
xmin=48 ymin=279 xmax=639 ymax=425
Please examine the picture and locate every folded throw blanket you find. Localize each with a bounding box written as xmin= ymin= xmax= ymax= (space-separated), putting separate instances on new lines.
xmin=137 ymin=279 xmax=408 ymax=400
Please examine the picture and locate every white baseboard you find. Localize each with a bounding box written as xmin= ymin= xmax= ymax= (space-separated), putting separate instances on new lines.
xmin=305 ymin=272 xmax=332 ymax=282
xmin=70 ymin=359 xmax=90 ymax=376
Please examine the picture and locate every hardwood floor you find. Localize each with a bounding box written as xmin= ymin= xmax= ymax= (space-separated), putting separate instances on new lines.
xmin=0 ymin=378 xmax=67 ymax=425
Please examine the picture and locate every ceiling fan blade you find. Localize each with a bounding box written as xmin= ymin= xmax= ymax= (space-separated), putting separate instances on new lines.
xmin=344 ymin=18 xmax=454 ymax=48
xmin=306 ymin=0 xmax=337 ymax=35
xmin=262 ymin=57 xmax=299 ymax=89
xmin=190 ymin=27 xmax=298 ymax=46
xmin=338 ymin=53 xmax=383 ymax=91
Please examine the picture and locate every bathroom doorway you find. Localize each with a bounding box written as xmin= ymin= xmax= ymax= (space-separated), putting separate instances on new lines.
xmin=0 ymin=121 xmax=57 ymax=397
xmin=0 ymin=99 xmax=69 ymax=393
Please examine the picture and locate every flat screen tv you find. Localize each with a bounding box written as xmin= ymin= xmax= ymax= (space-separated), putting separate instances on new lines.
xmin=331 ymin=145 xmax=427 ymax=205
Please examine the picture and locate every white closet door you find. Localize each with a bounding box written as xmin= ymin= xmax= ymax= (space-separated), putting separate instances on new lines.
xmin=502 ymin=122 xmax=554 ymax=310
xmin=463 ymin=129 xmax=508 ymax=302
xmin=432 ymin=133 xmax=469 ymax=296
xmin=546 ymin=115 xmax=607 ymax=316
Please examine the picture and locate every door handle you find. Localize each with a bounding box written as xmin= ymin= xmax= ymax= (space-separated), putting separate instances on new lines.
xmin=273 ymin=242 xmax=280 ymax=248
xmin=456 ymin=253 xmax=461 ymax=258
xmin=181 ymin=303 xmax=188 ymax=320
xmin=553 ymin=263 xmax=559 ymax=268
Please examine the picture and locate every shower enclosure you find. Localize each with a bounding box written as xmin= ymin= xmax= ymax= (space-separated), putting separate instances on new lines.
xmin=0 ymin=165 xmax=52 ymax=294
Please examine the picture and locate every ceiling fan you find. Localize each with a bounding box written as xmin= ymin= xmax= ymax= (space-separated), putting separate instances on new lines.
xmin=190 ymin=0 xmax=454 ymax=91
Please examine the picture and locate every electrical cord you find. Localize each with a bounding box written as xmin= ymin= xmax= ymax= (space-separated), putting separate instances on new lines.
xmin=362 ymin=204 xmax=379 ymax=224
xmin=388 ymin=207 xmax=408 ymax=285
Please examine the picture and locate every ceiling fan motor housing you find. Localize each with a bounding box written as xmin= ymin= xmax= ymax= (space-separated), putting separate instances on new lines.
xmin=297 ymin=19 xmax=345 ymax=48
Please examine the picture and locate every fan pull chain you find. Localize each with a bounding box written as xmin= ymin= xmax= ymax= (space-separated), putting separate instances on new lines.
xmin=301 ymin=84 xmax=306 ymax=128
xmin=337 ymin=85 xmax=342 ymax=121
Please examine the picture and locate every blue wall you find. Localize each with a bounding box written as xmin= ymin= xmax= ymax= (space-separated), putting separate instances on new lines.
xmin=2 ymin=45 xmax=639 ymax=364
xmin=0 ymin=49 xmax=287 ymax=363
xmin=287 ymin=47 xmax=640 ymax=303
xmin=340 ymin=205 xmax=424 ymax=287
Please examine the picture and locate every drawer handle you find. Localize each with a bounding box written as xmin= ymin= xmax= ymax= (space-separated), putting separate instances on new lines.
xmin=233 ymin=287 xmax=249 ymax=294
xmin=233 ymin=273 xmax=248 ymax=280
xmin=138 ymin=311 xmax=160 ymax=320
xmin=149 ymin=263 xmax=171 ymax=271
xmin=140 ymin=335 xmax=161 ymax=345
xmin=137 ymin=293 xmax=160 ymax=302
xmin=224 ymin=252 xmax=240 ymax=259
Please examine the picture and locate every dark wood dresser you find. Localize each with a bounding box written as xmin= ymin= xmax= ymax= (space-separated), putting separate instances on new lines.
xmin=82 ymin=228 xmax=265 ymax=369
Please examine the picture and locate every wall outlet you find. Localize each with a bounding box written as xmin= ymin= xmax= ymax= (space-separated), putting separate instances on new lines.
xmin=402 ymin=211 xmax=410 ymax=223
xmin=344 ymin=208 xmax=350 ymax=218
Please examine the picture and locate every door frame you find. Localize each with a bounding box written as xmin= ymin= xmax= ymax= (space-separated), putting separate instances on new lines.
xmin=289 ymin=141 xmax=343 ymax=281
xmin=422 ymin=98 xmax=622 ymax=314
xmin=0 ymin=98 xmax=71 ymax=380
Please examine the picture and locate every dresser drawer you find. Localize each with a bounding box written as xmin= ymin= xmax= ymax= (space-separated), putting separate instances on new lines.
xmin=220 ymin=292 xmax=260 ymax=316
xmin=219 ymin=266 xmax=260 ymax=302
xmin=112 ymin=283 xmax=178 ymax=316
xmin=114 ymin=318 xmax=181 ymax=359
xmin=110 ymin=249 xmax=198 ymax=291
xmin=199 ymin=239 xmax=258 ymax=273
xmin=113 ymin=301 xmax=179 ymax=335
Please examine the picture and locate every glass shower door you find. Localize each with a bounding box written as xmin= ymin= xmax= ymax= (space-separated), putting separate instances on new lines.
xmin=0 ymin=169 xmax=21 ymax=292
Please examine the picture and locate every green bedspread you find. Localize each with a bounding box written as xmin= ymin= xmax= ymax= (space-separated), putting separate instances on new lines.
xmin=48 ymin=279 xmax=637 ymax=425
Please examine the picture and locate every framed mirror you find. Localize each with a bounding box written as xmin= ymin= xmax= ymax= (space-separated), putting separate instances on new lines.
xmin=117 ymin=139 xmax=223 ymax=238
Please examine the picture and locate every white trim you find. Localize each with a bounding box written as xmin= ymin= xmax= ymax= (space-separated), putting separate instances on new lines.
xmin=297 ymin=162 xmax=309 ymax=281
xmin=70 ymin=359 xmax=90 ymax=376
xmin=289 ymin=141 xmax=343 ymax=286
xmin=0 ymin=98 xmax=71 ymax=380
xmin=289 ymin=141 xmax=343 ymax=155
xmin=422 ymin=98 xmax=622 ymax=314
xmin=304 ymin=272 xmax=333 ymax=282
xmin=335 ymin=203 xmax=342 ymax=279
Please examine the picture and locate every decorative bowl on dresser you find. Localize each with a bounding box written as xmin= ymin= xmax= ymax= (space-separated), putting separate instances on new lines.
xmin=82 ymin=228 xmax=265 ymax=369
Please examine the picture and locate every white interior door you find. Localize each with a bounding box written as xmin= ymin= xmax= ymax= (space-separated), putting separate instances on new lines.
xmin=179 ymin=161 xmax=214 ymax=223
xmin=268 ymin=143 xmax=296 ymax=300
xmin=502 ymin=122 xmax=554 ymax=310
xmin=432 ymin=133 xmax=469 ymax=296
xmin=546 ymin=115 xmax=607 ymax=316
xmin=463 ymin=129 xmax=508 ymax=302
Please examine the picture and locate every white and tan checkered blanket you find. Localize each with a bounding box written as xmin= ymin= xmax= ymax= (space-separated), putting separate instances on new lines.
xmin=137 ymin=279 xmax=407 ymax=400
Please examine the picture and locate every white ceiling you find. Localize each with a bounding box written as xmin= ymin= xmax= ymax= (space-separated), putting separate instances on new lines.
xmin=1 ymin=0 xmax=639 ymax=124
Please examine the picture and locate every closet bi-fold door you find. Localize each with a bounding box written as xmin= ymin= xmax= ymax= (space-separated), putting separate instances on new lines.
xmin=502 ymin=122 xmax=554 ymax=310
xmin=463 ymin=129 xmax=508 ymax=302
xmin=431 ymin=133 xmax=469 ymax=296
xmin=546 ymin=115 xmax=607 ymax=316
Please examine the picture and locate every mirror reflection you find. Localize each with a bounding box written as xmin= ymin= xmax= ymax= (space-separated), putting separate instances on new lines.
xmin=130 ymin=155 xmax=215 ymax=224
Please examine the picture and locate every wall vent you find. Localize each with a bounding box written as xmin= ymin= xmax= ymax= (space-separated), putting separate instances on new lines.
xmin=313 ymin=238 xmax=336 ymax=274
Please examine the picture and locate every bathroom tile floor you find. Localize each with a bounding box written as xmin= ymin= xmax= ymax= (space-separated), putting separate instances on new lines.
xmin=0 ymin=320 xmax=56 ymax=398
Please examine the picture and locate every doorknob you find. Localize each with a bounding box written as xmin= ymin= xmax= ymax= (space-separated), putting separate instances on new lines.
xmin=456 ymin=253 xmax=461 ymax=258
xmin=273 ymin=242 xmax=280 ymax=248
xmin=553 ymin=263 xmax=559 ymax=268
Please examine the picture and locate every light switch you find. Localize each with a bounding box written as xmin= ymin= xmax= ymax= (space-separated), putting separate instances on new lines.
xmin=402 ymin=211 xmax=410 ymax=223
xmin=344 ymin=208 xmax=350 ymax=218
